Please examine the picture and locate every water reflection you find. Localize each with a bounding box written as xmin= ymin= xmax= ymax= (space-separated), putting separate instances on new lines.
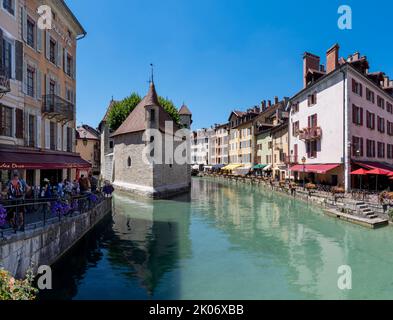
xmin=41 ymin=178 xmax=393 ymax=300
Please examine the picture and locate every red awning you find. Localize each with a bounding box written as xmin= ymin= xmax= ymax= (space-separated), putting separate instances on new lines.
xmin=290 ymin=164 xmax=340 ymax=174
xmin=0 ymin=148 xmax=91 ymax=170
xmin=353 ymin=161 xmax=393 ymax=173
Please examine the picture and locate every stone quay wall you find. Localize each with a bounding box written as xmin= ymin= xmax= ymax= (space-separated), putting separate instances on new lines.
xmin=0 ymin=198 xmax=112 ymax=278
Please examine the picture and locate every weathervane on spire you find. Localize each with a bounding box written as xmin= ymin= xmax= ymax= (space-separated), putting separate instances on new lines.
xmin=150 ymin=63 xmax=154 ymax=84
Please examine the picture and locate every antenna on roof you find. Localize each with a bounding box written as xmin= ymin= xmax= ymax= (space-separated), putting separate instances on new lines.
xmin=150 ymin=63 xmax=154 ymax=84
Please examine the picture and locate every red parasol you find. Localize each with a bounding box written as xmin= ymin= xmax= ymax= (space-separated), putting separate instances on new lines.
xmin=366 ymin=168 xmax=391 ymax=175
xmin=350 ymin=168 xmax=369 ymax=175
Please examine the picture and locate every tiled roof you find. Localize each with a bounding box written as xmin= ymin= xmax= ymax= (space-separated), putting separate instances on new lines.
xmin=179 ymin=104 xmax=192 ymax=115
xmin=112 ymin=82 xmax=181 ymax=137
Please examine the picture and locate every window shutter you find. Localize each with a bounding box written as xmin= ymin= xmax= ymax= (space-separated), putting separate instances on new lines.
xmin=314 ymin=114 xmax=318 ymax=127
xmin=57 ymin=123 xmax=62 ymax=151
xmin=352 ymin=79 xmax=356 ymax=92
xmin=360 ymin=107 xmax=363 ymax=125
xmin=72 ymin=57 xmax=76 ymax=79
xmin=37 ymin=29 xmax=42 ymax=52
xmin=64 ymin=48 xmax=68 ymax=73
xmin=308 ymin=116 xmax=311 ymax=128
xmin=359 ymin=84 xmax=363 ymax=97
xmin=0 ymin=105 xmax=3 ymax=133
xmin=36 ymin=70 xmax=42 ymax=100
xmin=63 ymin=123 xmax=67 ymax=151
xmin=45 ymin=31 xmax=50 ymax=60
xmin=24 ymin=110 xmax=29 ymax=145
xmin=360 ymin=138 xmax=364 ymax=157
xmin=15 ymin=109 xmax=24 ymax=139
xmin=55 ymin=82 xmax=61 ymax=97
xmin=22 ymin=61 xmax=27 ymax=94
xmin=36 ymin=116 xmax=41 ymax=148
xmin=45 ymin=119 xmax=50 ymax=149
xmin=57 ymin=43 xmax=63 ymax=68
xmin=0 ymin=28 xmax=3 ymax=71
xmin=21 ymin=7 xmax=27 ymax=42
xmin=45 ymin=74 xmax=50 ymax=95
xmin=15 ymin=40 xmax=23 ymax=81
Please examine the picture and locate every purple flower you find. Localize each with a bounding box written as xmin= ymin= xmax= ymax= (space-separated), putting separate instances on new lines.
xmin=0 ymin=204 xmax=6 ymax=227
xmin=88 ymin=194 xmax=98 ymax=203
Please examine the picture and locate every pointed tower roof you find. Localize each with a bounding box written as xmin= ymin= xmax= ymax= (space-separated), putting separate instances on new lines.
xmin=179 ymin=103 xmax=192 ymax=115
xmin=145 ymin=82 xmax=160 ymax=106
xmin=112 ymin=82 xmax=181 ymax=137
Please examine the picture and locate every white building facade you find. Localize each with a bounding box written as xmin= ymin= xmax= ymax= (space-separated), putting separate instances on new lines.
xmin=289 ymin=44 xmax=393 ymax=192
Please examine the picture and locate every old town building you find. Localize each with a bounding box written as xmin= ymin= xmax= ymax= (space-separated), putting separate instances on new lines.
xmin=76 ymin=124 xmax=100 ymax=176
xmin=289 ymin=44 xmax=393 ymax=191
xmin=111 ymin=82 xmax=192 ymax=198
xmin=0 ymin=0 xmax=88 ymax=188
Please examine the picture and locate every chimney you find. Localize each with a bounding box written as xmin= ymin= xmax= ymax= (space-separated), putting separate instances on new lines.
xmin=268 ymin=100 xmax=272 ymax=107
xmin=320 ymin=64 xmax=325 ymax=73
xmin=303 ymin=52 xmax=320 ymax=88
xmin=383 ymin=76 xmax=390 ymax=88
xmin=261 ymin=100 xmax=266 ymax=110
xmin=274 ymin=96 xmax=279 ymax=104
xmin=326 ymin=43 xmax=339 ymax=74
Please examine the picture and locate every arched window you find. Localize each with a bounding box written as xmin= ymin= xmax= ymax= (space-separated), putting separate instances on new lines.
xmin=127 ymin=156 xmax=131 ymax=167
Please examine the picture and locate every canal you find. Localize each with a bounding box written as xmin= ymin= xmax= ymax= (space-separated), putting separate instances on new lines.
xmin=40 ymin=178 xmax=393 ymax=300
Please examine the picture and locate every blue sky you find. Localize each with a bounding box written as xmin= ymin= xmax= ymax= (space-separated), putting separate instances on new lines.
xmin=67 ymin=0 xmax=393 ymax=129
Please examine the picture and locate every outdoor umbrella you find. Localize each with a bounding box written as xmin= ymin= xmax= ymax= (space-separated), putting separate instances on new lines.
xmin=350 ymin=168 xmax=369 ymax=190
xmin=366 ymin=168 xmax=391 ymax=191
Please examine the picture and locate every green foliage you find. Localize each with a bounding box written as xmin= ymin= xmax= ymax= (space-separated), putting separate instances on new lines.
xmin=107 ymin=93 xmax=142 ymax=131
xmin=158 ymin=96 xmax=180 ymax=124
xmin=0 ymin=268 xmax=38 ymax=300
xmin=107 ymin=93 xmax=180 ymax=132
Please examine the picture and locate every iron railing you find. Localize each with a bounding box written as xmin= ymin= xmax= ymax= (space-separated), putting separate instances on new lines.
xmin=299 ymin=127 xmax=322 ymax=141
xmin=42 ymin=94 xmax=75 ymax=123
xmin=0 ymin=192 xmax=107 ymax=237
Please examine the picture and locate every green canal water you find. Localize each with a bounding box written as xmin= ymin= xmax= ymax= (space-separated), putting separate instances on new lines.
xmin=41 ymin=178 xmax=393 ymax=300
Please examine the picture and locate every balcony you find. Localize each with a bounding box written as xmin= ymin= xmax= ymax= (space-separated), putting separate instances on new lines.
xmin=42 ymin=94 xmax=75 ymax=124
xmin=0 ymin=67 xmax=11 ymax=96
xmin=299 ymin=127 xmax=322 ymax=141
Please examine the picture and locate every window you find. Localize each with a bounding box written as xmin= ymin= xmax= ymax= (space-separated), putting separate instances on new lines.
xmin=306 ymin=140 xmax=317 ymax=158
xmin=292 ymin=121 xmax=299 ymax=136
xmin=388 ymin=121 xmax=393 ymax=136
xmin=352 ymin=79 xmax=363 ymax=96
xmin=27 ymin=67 xmax=35 ymax=97
xmin=66 ymin=54 xmax=73 ymax=77
xmin=2 ymin=38 xmax=12 ymax=78
xmin=352 ymin=136 xmax=363 ymax=157
xmin=366 ymin=139 xmax=375 ymax=158
xmin=28 ymin=114 xmax=36 ymax=147
xmin=377 ymin=96 xmax=385 ymax=109
xmin=2 ymin=0 xmax=14 ymax=15
xmin=377 ymin=116 xmax=385 ymax=133
xmin=149 ymin=109 xmax=155 ymax=122
xmin=0 ymin=104 xmax=13 ymax=137
xmin=67 ymin=127 xmax=73 ymax=152
xmin=292 ymin=102 xmax=299 ymax=113
xmin=352 ymin=105 xmax=363 ymax=125
xmin=378 ymin=142 xmax=385 ymax=158
xmin=387 ymin=102 xmax=393 ymax=114
xmin=366 ymin=88 xmax=375 ymax=103
xmin=308 ymin=114 xmax=318 ymax=128
xmin=127 ymin=157 xmax=131 ymax=167
xmin=308 ymin=92 xmax=317 ymax=106
xmin=27 ymin=18 xmax=35 ymax=48
xmin=49 ymin=39 xmax=56 ymax=64
xmin=388 ymin=144 xmax=393 ymax=159
xmin=366 ymin=111 xmax=375 ymax=130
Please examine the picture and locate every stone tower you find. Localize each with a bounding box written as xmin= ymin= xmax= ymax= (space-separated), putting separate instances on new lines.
xmin=178 ymin=104 xmax=192 ymax=129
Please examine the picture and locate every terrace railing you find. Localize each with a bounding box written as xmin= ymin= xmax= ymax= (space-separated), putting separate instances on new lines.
xmin=42 ymin=94 xmax=75 ymax=124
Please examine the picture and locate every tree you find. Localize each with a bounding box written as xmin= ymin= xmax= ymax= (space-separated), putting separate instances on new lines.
xmin=107 ymin=93 xmax=180 ymax=131
xmin=158 ymin=96 xmax=180 ymax=125
xmin=107 ymin=93 xmax=142 ymax=131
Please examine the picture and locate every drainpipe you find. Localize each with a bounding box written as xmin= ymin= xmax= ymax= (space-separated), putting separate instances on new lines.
xmin=341 ymin=67 xmax=350 ymax=193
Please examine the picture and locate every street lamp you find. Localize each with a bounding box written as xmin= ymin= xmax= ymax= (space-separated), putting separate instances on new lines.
xmin=302 ymin=156 xmax=306 ymax=189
